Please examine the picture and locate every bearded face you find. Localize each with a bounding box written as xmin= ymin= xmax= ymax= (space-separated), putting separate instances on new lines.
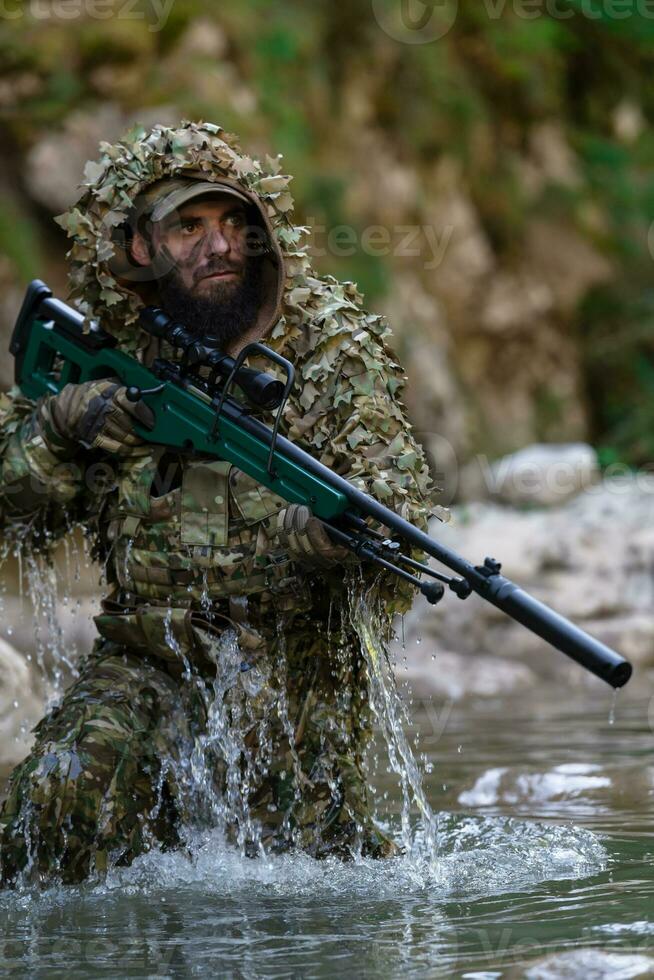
xmin=130 ymin=194 xmax=266 ymax=350
xmin=154 ymin=249 xmax=264 ymax=348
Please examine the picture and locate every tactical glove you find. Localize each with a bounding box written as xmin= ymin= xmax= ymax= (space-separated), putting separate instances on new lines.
xmin=276 ymin=504 xmax=352 ymax=568
xmin=39 ymin=379 xmax=155 ymax=456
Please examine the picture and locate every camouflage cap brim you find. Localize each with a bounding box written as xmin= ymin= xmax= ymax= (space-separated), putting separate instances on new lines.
xmin=142 ymin=177 xmax=252 ymax=224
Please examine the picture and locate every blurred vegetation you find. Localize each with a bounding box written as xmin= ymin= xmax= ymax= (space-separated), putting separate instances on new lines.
xmin=0 ymin=0 xmax=652 ymax=465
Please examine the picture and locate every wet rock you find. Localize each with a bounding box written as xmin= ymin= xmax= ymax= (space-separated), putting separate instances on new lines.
xmin=425 ymin=162 xmax=496 ymax=314
xmin=508 ymin=948 xmax=654 ymax=979
xmin=156 ymin=20 xmax=257 ymax=120
xmin=454 ymin=311 xmax=588 ymax=459
xmin=458 ymin=762 xmax=654 ymax=814
xmin=437 ymin=209 xmax=610 ymax=460
xmin=483 ymin=443 xmax=600 ymax=508
xmin=0 ymin=637 xmax=43 ymax=773
xmin=581 ymin=614 xmax=654 ymax=672
xmin=385 ymin=277 xmax=468 ymax=494
xmin=399 ymin=475 xmax=654 ymax=687
xmin=459 ymin=763 xmax=610 ymax=808
xmin=173 ymin=17 xmax=228 ymax=59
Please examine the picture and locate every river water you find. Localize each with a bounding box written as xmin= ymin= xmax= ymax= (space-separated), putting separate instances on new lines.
xmin=1 ymin=672 xmax=652 ymax=979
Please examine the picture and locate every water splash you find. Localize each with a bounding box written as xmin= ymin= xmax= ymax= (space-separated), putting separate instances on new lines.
xmin=188 ymin=630 xmax=265 ymax=854
xmin=21 ymin=545 xmax=81 ymax=703
xmin=108 ymin=815 xmax=604 ymax=901
xmin=268 ymin=625 xmax=307 ymax=840
xmin=0 ymin=518 xmax=101 ymax=721
xmin=1 ymin=814 xmax=605 ymax=905
xmin=4 ymin=523 xmax=512 ymax=889
xmin=121 ymin=536 xmax=134 ymax=593
xmin=159 ymin=619 xmax=281 ymax=860
xmin=151 ymin=584 xmax=439 ymax=867
xmin=0 ymin=538 xmax=11 ymax=630
xmin=347 ymin=581 xmax=440 ymax=863
xmin=199 ymin=568 xmax=211 ymax=613
xmin=162 ymin=606 xmax=193 ymax=681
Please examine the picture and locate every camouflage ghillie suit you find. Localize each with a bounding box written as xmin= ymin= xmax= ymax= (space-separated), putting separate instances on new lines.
xmin=0 ymin=121 xmax=436 ymax=886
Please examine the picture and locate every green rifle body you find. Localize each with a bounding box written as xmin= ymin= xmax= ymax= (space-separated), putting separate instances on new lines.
xmin=15 ymin=315 xmax=348 ymax=520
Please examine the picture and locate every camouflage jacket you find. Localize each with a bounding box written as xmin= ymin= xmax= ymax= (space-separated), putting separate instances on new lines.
xmin=0 ymin=121 xmax=437 ymax=652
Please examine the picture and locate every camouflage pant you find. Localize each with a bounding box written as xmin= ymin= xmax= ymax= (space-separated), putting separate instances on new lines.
xmin=0 ymin=624 xmax=394 ymax=887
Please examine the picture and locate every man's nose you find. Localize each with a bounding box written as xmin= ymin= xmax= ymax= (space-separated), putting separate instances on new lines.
xmin=203 ymin=223 xmax=231 ymax=256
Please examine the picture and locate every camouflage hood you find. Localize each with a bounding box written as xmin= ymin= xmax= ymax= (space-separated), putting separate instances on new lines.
xmin=51 ymin=119 xmax=437 ymax=544
xmin=53 ymin=119 xmax=323 ymax=355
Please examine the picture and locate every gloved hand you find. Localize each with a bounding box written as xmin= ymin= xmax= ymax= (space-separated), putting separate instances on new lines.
xmin=39 ymin=379 xmax=155 ymax=456
xmin=276 ymin=504 xmax=352 ymax=568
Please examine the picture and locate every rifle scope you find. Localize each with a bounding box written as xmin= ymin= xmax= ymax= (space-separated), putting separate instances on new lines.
xmin=138 ymin=306 xmax=285 ymax=411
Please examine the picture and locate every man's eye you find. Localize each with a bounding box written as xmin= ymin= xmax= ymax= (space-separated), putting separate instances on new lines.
xmin=181 ymin=220 xmax=201 ymax=234
xmin=226 ymin=214 xmax=245 ymax=227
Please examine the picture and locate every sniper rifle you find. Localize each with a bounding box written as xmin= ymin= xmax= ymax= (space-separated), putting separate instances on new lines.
xmin=10 ymin=279 xmax=633 ymax=691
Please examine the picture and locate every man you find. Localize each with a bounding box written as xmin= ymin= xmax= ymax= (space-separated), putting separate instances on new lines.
xmin=0 ymin=120 xmax=436 ymax=885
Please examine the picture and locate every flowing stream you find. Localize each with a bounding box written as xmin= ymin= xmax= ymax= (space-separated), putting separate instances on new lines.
xmin=0 ymin=556 xmax=652 ymax=977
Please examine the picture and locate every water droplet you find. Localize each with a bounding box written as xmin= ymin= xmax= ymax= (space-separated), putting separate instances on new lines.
xmin=608 ymin=688 xmax=619 ymax=726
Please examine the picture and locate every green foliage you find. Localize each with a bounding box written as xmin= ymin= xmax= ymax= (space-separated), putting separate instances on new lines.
xmin=77 ymin=19 xmax=155 ymax=65
xmin=0 ymin=0 xmax=653 ymax=459
xmin=580 ymin=284 xmax=654 ymax=466
xmin=0 ymin=194 xmax=43 ymax=282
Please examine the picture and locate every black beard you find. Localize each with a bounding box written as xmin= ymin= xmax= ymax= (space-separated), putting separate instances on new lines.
xmin=156 ymin=256 xmax=264 ymax=348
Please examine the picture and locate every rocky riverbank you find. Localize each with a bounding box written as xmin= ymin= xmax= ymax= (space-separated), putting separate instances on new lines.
xmin=395 ymin=461 xmax=654 ymax=699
